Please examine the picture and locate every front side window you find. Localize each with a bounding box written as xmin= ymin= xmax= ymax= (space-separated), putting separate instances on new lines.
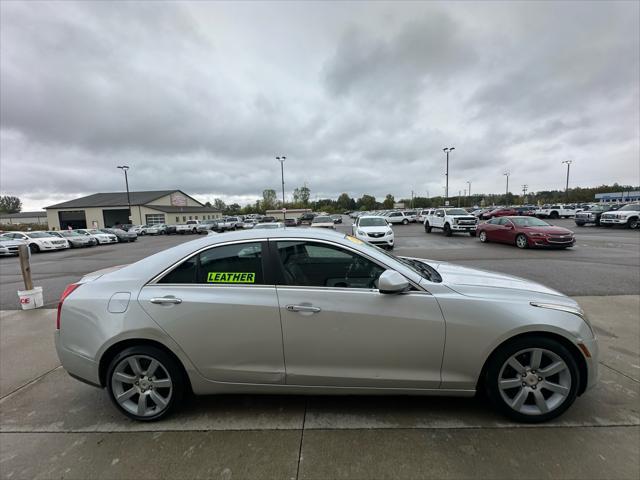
xmin=159 ymin=242 xmax=264 ymax=284
xmin=276 ymin=241 xmax=385 ymax=289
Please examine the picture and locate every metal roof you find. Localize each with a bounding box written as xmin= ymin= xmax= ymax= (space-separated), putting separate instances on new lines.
xmin=45 ymin=190 xmax=191 ymax=209
xmin=0 ymin=211 xmax=48 ymax=218
xmin=151 ymin=206 xmax=221 ymax=213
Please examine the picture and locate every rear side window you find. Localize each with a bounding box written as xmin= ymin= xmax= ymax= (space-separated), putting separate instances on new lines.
xmin=159 ymin=242 xmax=264 ymax=284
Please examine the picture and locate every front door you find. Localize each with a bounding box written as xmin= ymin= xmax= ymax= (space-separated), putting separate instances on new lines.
xmin=272 ymin=240 xmax=446 ymax=389
xmin=139 ymin=241 xmax=285 ymax=384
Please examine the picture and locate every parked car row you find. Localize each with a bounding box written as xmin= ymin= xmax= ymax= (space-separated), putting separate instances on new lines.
xmin=0 ymin=227 xmax=136 ymax=254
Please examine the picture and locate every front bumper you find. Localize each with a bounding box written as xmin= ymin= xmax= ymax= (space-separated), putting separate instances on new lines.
xmin=450 ymin=224 xmax=477 ymax=231
xmin=599 ymin=218 xmax=626 ymax=225
xmin=528 ymin=235 xmax=575 ymax=247
xmin=356 ymin=232 xmax=394 ymax=246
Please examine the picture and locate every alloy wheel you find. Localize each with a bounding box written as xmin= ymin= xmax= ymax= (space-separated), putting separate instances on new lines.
xmin=111 ymin=355 xmax=173 ymax=418
xmin=498 ymin=348 xmax=571 ymax=416
xmin=479 ymin=231 xmax=487 ymax=242
xmin=516 ymin=234 xmax=528 ymax=249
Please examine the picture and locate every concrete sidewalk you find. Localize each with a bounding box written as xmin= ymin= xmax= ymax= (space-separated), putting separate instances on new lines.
xmin=1 ymin=297 xmax=639 ymax=479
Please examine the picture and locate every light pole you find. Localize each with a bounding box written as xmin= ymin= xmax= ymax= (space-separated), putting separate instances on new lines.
xmin=276 ymin=156 xmax=286 ymax=220
xmin=117 ymin=165 xmax=131 ymax=222
xmin=443 ymin=147 xmax=455 ymax=202
xmin=562 ymin=160 xmax=572 ymax=202
xmin=522 ymin=184 xmax=528 ymax=203
xmin=503 ymin=171 xmax=510 ymax=200
xmin=466 ymin=181 xmax=471 ymax=206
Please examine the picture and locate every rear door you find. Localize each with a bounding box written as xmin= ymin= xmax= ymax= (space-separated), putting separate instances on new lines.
xmin=139 ymin=240 xmax=285 ymax=384
xmin=272 ymin=239 xmax=445 ymax=389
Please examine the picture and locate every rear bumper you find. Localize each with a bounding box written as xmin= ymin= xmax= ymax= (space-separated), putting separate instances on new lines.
xmin=55 ymin=331 xmax=101 ymax=387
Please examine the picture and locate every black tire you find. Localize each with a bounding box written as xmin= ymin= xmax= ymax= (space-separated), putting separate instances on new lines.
xmin=424 ymin=222 xmax=432 ymax=233
xmin=29 ymin=243 xmax=40 ymax=253
xmin=478 ymin=230 xmax=489 ymax=243
xmin=515 ymin=234 xmax=529 ymax=249
xmin=444 ymin=223 xmax=452 ymax=237
xmin=627 ymin=217 xmax=639 ymax=230
xmin=106 ymin=345 xmax=185 ymax=422
xmin=484 ymin=336 xmax=580 ymax=423
xmin=550 ymin=211 xmax=559 ymax=219
xmin=469 ymin=231 xmax=476 ymax=237
xmin=575 ymin=222 xmax=585 ymax=227
xmin=402 ymin=219 xmax=409 ymax=225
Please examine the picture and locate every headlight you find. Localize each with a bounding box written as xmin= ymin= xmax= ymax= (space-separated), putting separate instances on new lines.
xmin=387 ymin=229 xmax=393 ymax=235
xmin=43 ymin=241 xmax=51 ymax=245
xmin=529 ymin=232 xmax=547 ymax=237
xmin=357 ymin=230 xmax=365 ymax=235
xmin=452 ymin=219 xmax=458 ymax=224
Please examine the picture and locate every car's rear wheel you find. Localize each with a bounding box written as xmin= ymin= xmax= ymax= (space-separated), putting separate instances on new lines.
xmin=106 ymin=346 xmax=185 ymax=422
xmin=424 ymin=222 xmax=432 ymax=233
xmin=402 ymin=219 xmax=409 ymax=225
xmin=627 ymin=218 xmax=639 ymax=229
xmin=515 ymin=234 xmax=529 ymax=249
xmin=485 ymin=337 xmax=579 ymax=422
xmin=479 ymin=231 xmax=488 ymax=242
xmin=29 ymin=243 xmax=40 ymax=253
xmin=444 ymin=223 xmax=452 ymax=236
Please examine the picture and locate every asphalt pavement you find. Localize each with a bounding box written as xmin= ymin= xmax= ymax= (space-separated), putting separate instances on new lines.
xmin=0 ymin=218 xmax=638 ymax=309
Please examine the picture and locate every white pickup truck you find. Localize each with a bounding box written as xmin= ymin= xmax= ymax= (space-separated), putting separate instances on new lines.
xmin=535 ymin=204 xmax=576 ymax=219
xmin=174 ymin=220 xmax=201 ymax=234
xmin=424 ymin=208 xmax=478 ymax=236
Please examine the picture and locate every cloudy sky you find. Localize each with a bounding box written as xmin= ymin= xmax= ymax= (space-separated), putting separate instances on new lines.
xmin=1 ymin=1 xmax=638 ymax=210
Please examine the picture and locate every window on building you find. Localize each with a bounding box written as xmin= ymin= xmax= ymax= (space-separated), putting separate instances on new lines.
xmin=183 ymin=216 xmax=186 ymax=222
xmin=145 ymin=214 xmax=165 ymax=225
xmin=176 ymin=217 xmax=180 ymax=222
xmin=189 ymin=216 xmax=193 ymax=220
xmin=195 ymin=216 xmax=198 ymax=220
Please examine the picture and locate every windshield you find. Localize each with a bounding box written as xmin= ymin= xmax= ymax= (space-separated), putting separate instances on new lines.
xmin=27 ymin=232 xmax=54 ymax=238
xmin=445 ymin=208 xmax=468 ymax=215
xmin=359 ymin=217 xmax=388 ymax=227
xmin=351 ymin=236 xmax=442 ymax=283
xmin=88 ymin=229 xmax=102 ymax=234
xmin=61 ymin=231 xmax=82 ymax=236
xmin=619 ymin=204 xmax=639 ymax=211
xmin=313 ymin=216 xmax=332 ymax=223
xmin=254 ymin=223 xmax=281 ymax=229
xmin=511 ymin=217 xmax=550 ymax=227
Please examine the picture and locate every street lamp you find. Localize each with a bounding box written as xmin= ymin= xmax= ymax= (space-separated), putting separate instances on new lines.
xmin=443 ymin=147 xmax=455 ymax=202
xmin=503 ymin=171 xmax=510 ymax=198
xmin=117 ymin=165 xmax=131 ymax=222
xmin=276 ymin=156 xmax=286 ymax=220
xmin=562 ymin=160 xmax=572 ymax=202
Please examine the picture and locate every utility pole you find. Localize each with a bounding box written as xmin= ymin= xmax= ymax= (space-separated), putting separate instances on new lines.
xmin=276 ymin=156 xmax=286 ymax=220
xmin=466 ymin=181 xmax=471 ymax=198
xmin=458 ymin=190 xmax=462 ymax=207
xmin=411 ymin=190 xmax=415 ymax=209
xmin=117 ymin=166 xmax=131 ymax=223
xmin=562 ymin=160 xmax=572 ymax=202
xmin=522 ymin=184 xmax=528 ymax=203
xmin=443 ymin=147 xmax=455 ymax=202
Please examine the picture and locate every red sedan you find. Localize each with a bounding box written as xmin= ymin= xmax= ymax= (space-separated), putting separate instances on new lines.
xmin=480 ymin=208 xmax=517 ymax=220
xmin=477 ymin=216 xmax=575 ymax=249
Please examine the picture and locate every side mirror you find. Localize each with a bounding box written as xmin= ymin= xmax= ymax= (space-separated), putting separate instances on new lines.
xmin=377 ymin=270 xmax=409 ymax=294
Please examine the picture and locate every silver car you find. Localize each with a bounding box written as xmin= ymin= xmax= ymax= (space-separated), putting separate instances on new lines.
xmin=55 ymin=229 xmax=598 ymax=422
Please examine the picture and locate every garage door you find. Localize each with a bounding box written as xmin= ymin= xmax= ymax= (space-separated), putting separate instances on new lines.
xmin=145 ymin=214 xmax=165 ymax=225
xmin=58 ymin=211 xmax=87 ymax=229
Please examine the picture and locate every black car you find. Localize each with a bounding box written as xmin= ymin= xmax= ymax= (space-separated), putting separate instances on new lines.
xmin=574 ymin=204 xmax=621 ymax=226
xmin=298 ymin=212 xmax=316 ymax=225
xmin=261 ymin=216 xmax=277 ymax=223
xmin=330 ymin=214 xmax=343 ymax=224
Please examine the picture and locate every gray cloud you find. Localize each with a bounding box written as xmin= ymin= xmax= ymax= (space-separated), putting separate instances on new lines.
xmin=1 ymin=1 xmax=638 ymax=210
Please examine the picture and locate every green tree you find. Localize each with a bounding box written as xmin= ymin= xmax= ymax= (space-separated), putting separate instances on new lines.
xmin=357 ymin=194 xmax=377 ymax=211
xmin=382 ymin=194 xmax=395 ymax=209
xmin=336 ymin=193 xmax=352 ymax=211
xmin=212 ymin=198 xmax=226 ymax=211
xmin=226 ymin=203 xmax=241 ymax=213
xmin=0 ymin=196 xmax=21 ymax=214
xmin=262 ymin=189 xmax=277 ymax=210
xmin=297 ymin=185 xmax=311 ymax=205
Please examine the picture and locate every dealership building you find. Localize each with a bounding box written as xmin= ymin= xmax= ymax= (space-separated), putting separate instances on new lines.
xmin=594 ymin=191 xmax=640 ymax=203
xmin=45 ymin=190 xmax=222 ymax=230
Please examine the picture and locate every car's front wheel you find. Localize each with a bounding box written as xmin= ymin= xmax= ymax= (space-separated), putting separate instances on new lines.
xmin=424 ymin=222 xmax=432 ymax=233
xmin=515 ymin=234 xmax=529 ymax=249
xmin=444 ymin=223 xmax=452 ymax=237
xmin=402 ymin=219 xmax=409 ymax=225
xmin=575 ymin=221 xmax=585 ymax=226
xmin=485 ymin=336 xmax=579 ymax=423
xmin=627 ymin=217 xmax=639 ymax=229
xmin=479 ymin=231 xmax=488 ymax=242
xmin=29 ymin=243 xmax=40 ymax=253
xmin=106 ymin=346 xmax=185 ymax=422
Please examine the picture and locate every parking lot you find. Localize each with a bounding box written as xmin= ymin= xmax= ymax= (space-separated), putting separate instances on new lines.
xmin=1 ymin=216 xmax=639 ymax=479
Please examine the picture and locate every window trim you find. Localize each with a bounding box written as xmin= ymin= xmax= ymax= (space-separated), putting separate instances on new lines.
xmin=147 ymin=239 xmax=272 ymax=286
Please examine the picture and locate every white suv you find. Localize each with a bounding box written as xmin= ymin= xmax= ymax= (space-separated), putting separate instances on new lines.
xmin=424 ymin=208 xmax=478 ymax=236
xmin=352 ymin=216 xmax=394 ymax=249
xmin=385 ymin=211 xmax=413 ymax=225
xmin=599 ymin=203 xmax=640 ymax=229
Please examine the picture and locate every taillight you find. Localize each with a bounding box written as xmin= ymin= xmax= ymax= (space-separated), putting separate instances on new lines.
xmin=56 ymin=283 xmax=80 ymax=330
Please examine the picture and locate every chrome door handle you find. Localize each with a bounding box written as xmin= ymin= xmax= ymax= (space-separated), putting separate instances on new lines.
xmin=150 ymin=297 xmax=182 ymax=305
xmin=286 ymin=304 xmax=321 ymax=313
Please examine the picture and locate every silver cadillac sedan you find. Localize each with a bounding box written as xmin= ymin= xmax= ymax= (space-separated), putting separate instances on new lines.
xmin=55 ymin=229 xmax=598 ymax=422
